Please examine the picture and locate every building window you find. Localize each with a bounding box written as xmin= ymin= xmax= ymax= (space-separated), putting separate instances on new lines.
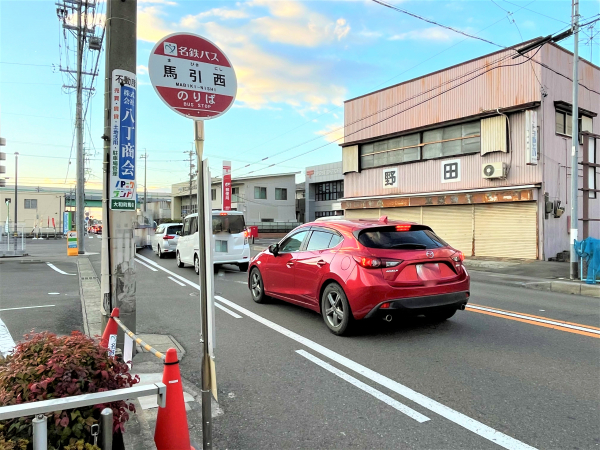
xmin=275 ymin=188 xmax=287 ymax=200
xmin=24 ymin=199 xmax=37 ymax=209
xmin=315 ymin=181 xmax=344 ymax=201
xmin=211 ymin=189 xmax=216 ymax=201
xmin=359 ymin=121 xmax=480 ymax=169
xmin=443 ymin=161 xmax=459 ymax=181
xmin=232 ymin=187 xmax=240 ymax=202
xmin=315 ymin=211 xmax=343 ymax=218
xmin=254 ymin=186 xmax=267 ymax=199
xmin=555 ymin=110 xmax=573 ymax=136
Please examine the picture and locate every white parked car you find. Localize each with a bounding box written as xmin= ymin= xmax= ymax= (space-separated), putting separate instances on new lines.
xmin=176 ymin=211 xmax=251 ymax=274
xmin=151 ymin=223 xmax=183 ymax=258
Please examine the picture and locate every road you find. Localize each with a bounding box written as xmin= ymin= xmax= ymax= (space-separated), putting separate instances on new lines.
xmin=126 ymin=240 xmax=599 ymax=450
xmin=3 ymin=237 xmax=598 ymax=449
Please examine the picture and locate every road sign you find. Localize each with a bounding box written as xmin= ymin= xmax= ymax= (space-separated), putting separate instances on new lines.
xmin=148 ymin=33 xmax=237 ymax=120
xmin=109 ymin=69 xmax=137 ymax=211
xmin=222 ymin=161 xmax=231 ymax=211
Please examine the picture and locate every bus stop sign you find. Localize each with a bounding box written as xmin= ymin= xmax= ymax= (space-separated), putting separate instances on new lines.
xmin=148 ymin=33 xmax=237 ymax=120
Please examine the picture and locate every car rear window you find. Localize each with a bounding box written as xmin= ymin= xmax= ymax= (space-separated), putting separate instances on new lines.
xmin=167 ymin=225 xmax=182 ymax=234
xmin=212 ymin=214 xmax=245 ymax=234
xmin=358 ymin=227 xmax=448 ymax=250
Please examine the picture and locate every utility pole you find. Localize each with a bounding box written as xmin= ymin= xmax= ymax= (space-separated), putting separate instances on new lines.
xmin=569 ymin=0 xmax=580 ymax=279
xmin=75 ymin=0 xmax=86 ymax=254
xmin=140 ymin=151 xmax=148 ymax=212
xmin=100 ymin=0 xmax=138 ymax=345
xmin=13 ymin=152 xmax=18 ymax=251
xmin=185 ymin=150 xmax=195 ymax=217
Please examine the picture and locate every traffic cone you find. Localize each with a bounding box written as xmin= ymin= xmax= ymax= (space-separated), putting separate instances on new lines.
xmin=154 ymin=348 xmax=195 ymax=450
xmin=100 ymin=307 xmax=120 ymax=349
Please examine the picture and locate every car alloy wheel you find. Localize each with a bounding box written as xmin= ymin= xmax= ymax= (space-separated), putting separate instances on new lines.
xmin=325 ymin=291 xmax=344 ymax=328
xmin=176 ymin=251 xmax=184 ymax=268
xmin=250 ymin=268 xmax=267 ymax=303
xmin=194 ymin=255 xmax=200 ymax=275
xmin=158 ymin=246 xmax=163 ymax=259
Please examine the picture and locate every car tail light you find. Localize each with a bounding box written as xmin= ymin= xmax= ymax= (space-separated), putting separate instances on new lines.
xmin=219 ymin=212 xmax=227 ymax=216
xmin=353 ymin=256 xmax=382 ymax=268
xmin=395 ymin=224 xmax=411 ymax=231
xmin=243 ymin=229 xmax=249 ymax=238
xmin=451 ymin=251 xmax=464 ymax=262
xmin=163 ymin=235 xmax=175 ymax=240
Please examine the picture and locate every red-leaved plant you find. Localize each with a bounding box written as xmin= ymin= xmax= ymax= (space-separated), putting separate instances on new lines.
xmin=0 ymin=331 xmax=139 ymax=448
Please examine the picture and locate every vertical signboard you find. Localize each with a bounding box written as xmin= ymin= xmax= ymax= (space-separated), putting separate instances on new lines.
xmin=525 ymin=110 xmax=538 ymax=165
xmin=222 ymin=160 xmax=231 ymax=211
xmin=67 ymin=230 xmax=78 ymax=256
xmin=110 ymin=70 xmax=137 ymax=210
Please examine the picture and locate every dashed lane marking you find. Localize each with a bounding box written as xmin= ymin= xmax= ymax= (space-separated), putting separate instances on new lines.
xmin=0 ymin=305 xmax=56 ymax=312
xmin=168 ymin=276 xmax=187 ymax=287
xmin=135 ymin=258 xmax=158 ymax=272
xmin=215 ymin=303 xmax=242 ymax=319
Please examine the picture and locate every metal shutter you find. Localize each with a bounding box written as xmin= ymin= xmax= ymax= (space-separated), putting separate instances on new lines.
xmin=474 ymin=202 xmax=537 ymax=259
xmin=422 ymin=205 xmax=474 ymax=255
xmin=384 ymin=207 xmax=422 ymax=224
xmin=345 ymin=209 xmax=380 ymax=219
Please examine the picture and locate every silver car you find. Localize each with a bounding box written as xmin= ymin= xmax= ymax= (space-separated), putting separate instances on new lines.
xmin=152 ymin=223 xmax=183 ymax=258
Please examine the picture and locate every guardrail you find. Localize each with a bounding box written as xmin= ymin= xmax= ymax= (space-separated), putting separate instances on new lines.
xmin=0 ymin=383 xmax=166 ymax=450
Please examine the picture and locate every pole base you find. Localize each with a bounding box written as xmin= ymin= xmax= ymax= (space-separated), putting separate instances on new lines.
xmin=570 ymin=261 xmax=579 ymax=280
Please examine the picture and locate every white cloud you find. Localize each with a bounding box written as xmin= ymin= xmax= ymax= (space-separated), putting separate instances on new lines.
xmin=389 ymin=27 xmax=456 ymax=42
xmin=137 ymin=65 xmax=148 ymax=75
xmin=316 ymin=123 xmax=345 ymax=143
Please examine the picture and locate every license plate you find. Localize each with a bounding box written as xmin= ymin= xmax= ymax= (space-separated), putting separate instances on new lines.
xmin=215 ymin=240 xmax=228 ymax=252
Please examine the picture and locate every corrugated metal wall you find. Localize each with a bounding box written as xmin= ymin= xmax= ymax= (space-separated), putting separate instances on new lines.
xmin=345 ymin=111 xmax=542 ymax=198
xmin=344 ymin=48 xmax=540 ymax=143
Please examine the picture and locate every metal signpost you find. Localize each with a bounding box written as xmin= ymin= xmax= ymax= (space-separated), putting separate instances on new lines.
xmin=149 ymin=32 xmax=237 ymax=450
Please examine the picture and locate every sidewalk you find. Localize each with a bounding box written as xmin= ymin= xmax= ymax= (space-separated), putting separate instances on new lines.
xmin=465 ymin=257 xmax=599 ymax=298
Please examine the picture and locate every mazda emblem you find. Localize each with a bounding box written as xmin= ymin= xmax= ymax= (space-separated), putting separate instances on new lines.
xmin=426 ymin=251 xmax=434 ymax=258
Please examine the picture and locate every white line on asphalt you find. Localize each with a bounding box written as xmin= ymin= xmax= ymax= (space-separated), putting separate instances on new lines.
xmin=168 ymin=276 xmax=187 ymax=287
xmin=0 ymin=318 xmax=16 ymax=358
xmin=135 ymin=258 xmax=158 ymax=272
xmin=214 ymin=295 xmax=536 ymax=450
xmin=297 ymin=350 xmax=429 ymax=423
xmin=135 ymin=252 xmax=536 ymax=449
xmin=235 ymin=281 xmax=247 ymax=285
xmin=46 ymin=262 xmax=76 ymax=276
xmin=466 ymin=305 xmax=600 ymax=335
xmin=215 ymin=303 xmax=243 ymax=319
xmin=0 ymin=305 xmax=56 ymax=312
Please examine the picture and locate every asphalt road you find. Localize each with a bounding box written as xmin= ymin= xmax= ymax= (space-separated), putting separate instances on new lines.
xmin=3 ymin=237 xmax=598 ymax=449
xmin=126 ymin=242 xmax=599 ymax=450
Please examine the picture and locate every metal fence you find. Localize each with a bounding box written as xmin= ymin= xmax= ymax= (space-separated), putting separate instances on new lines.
xmin=0 ymin=383 xmax=166 ymax=450
xmin=0 ymin=223 xmax=26 ymax=256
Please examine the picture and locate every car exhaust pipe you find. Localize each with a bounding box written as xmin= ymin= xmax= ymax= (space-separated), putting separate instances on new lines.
xmin=459 ymin=303 xmax=466 ymax=310
xmin=384 ymin=314 xmax=393 ymax=322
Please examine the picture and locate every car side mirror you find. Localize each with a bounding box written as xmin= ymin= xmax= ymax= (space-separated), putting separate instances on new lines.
xmin=269 ymin=243 xmax=279 ymax=256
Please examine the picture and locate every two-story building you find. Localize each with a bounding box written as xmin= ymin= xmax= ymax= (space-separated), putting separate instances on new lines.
xmin=304 ymin=161 xmax=345 ymax=222
xmin=340 ymin=41 xmax=599 ymax=260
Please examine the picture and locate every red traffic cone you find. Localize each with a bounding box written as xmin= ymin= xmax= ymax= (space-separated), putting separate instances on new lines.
xmin=100 ymin=307 xmax=120 ymax=349
xmin=155 ymin=348 xmax=194 ymax=450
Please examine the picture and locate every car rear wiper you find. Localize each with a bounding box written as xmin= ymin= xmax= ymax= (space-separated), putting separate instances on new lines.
xmin=390 ymin=243 xmax=428 ymax=249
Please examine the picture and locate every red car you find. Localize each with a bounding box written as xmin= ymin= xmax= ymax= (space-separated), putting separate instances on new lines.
xmin=248 ymin=217 xmax=470 ymax=335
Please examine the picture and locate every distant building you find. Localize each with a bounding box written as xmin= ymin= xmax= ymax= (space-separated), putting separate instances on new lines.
xmin=304 ymin=162 xmax=344 ymax=222
xmin=171 ymin=172 xmax=299 ymax=225
xmin=341 ymin=41 xmax=599 ymax=260
xmin=295 ymin=182 xmax=305 ymax=223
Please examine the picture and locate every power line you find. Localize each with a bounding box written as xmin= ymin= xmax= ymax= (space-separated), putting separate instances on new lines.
xmin=372 ymin=0 xmax=506 ymax=48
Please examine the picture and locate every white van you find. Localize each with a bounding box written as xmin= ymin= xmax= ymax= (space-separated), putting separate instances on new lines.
xmin=176 ymin=211 xmax=251 ymax=274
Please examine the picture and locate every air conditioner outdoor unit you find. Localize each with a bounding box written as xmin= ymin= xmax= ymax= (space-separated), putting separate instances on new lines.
xmin=482 ymin=162 xmax=507 ymax=179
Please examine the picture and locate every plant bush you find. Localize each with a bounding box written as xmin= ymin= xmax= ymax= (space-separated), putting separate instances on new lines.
xmin=0 ymin=331 xmax=138 ymax=449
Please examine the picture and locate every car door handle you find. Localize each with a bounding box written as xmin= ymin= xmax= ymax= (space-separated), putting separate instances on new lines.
xmin=317 ymin=260 xmax=327 ymax=267
xmin=286 ymin=262 xmax=294 ymax=267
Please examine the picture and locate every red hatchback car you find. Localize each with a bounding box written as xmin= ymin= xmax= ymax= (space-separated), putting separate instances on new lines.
xmin=248 ymin=217 xmax=470 ymax=335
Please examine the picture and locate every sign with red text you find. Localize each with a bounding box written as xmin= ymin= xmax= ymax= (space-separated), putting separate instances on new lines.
xmin=222 ymin=161 xmax=232 ymax=211
xmin=148 ymin=33 xmax=237 ymax=120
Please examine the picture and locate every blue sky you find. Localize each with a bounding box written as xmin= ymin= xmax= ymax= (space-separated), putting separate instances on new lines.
xmin=1 ymin=0 xmax=599 ymax=193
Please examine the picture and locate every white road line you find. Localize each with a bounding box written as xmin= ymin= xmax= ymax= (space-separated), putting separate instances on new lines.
xmin=168 ymin=276 xmax=187 ymax=287
xmin=0 ymin=318 xmax=16 ymax=357
xmin=466 ymin=305 xmax=600 ymax=335
xmin=297 ymin=350 xmax=429 ymax=423
xmin=46 ymin=262 xmax=76 ymax=276
xmin=215 ymin=295 xmax=536 ymax=450
xmin=215 ymin=303 xmax=243 ymax=319
xmin=235 ymin=281 xmax=247 ymax=285
xmin=135 ymin=252 xmax=536 ymax=450
xmin=136 ymin=254 xmax=199 ymax=288
xmin=135 ymin=258 xmax=158 ymax=272
xmin=0 ymin=305 xmax=56 ymax=312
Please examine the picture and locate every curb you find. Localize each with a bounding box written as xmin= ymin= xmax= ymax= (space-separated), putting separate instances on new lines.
xmin=77 ymin=258 xmax=103 ymax=338
xmin=469 ymin=270 xmax=599 ymax=298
